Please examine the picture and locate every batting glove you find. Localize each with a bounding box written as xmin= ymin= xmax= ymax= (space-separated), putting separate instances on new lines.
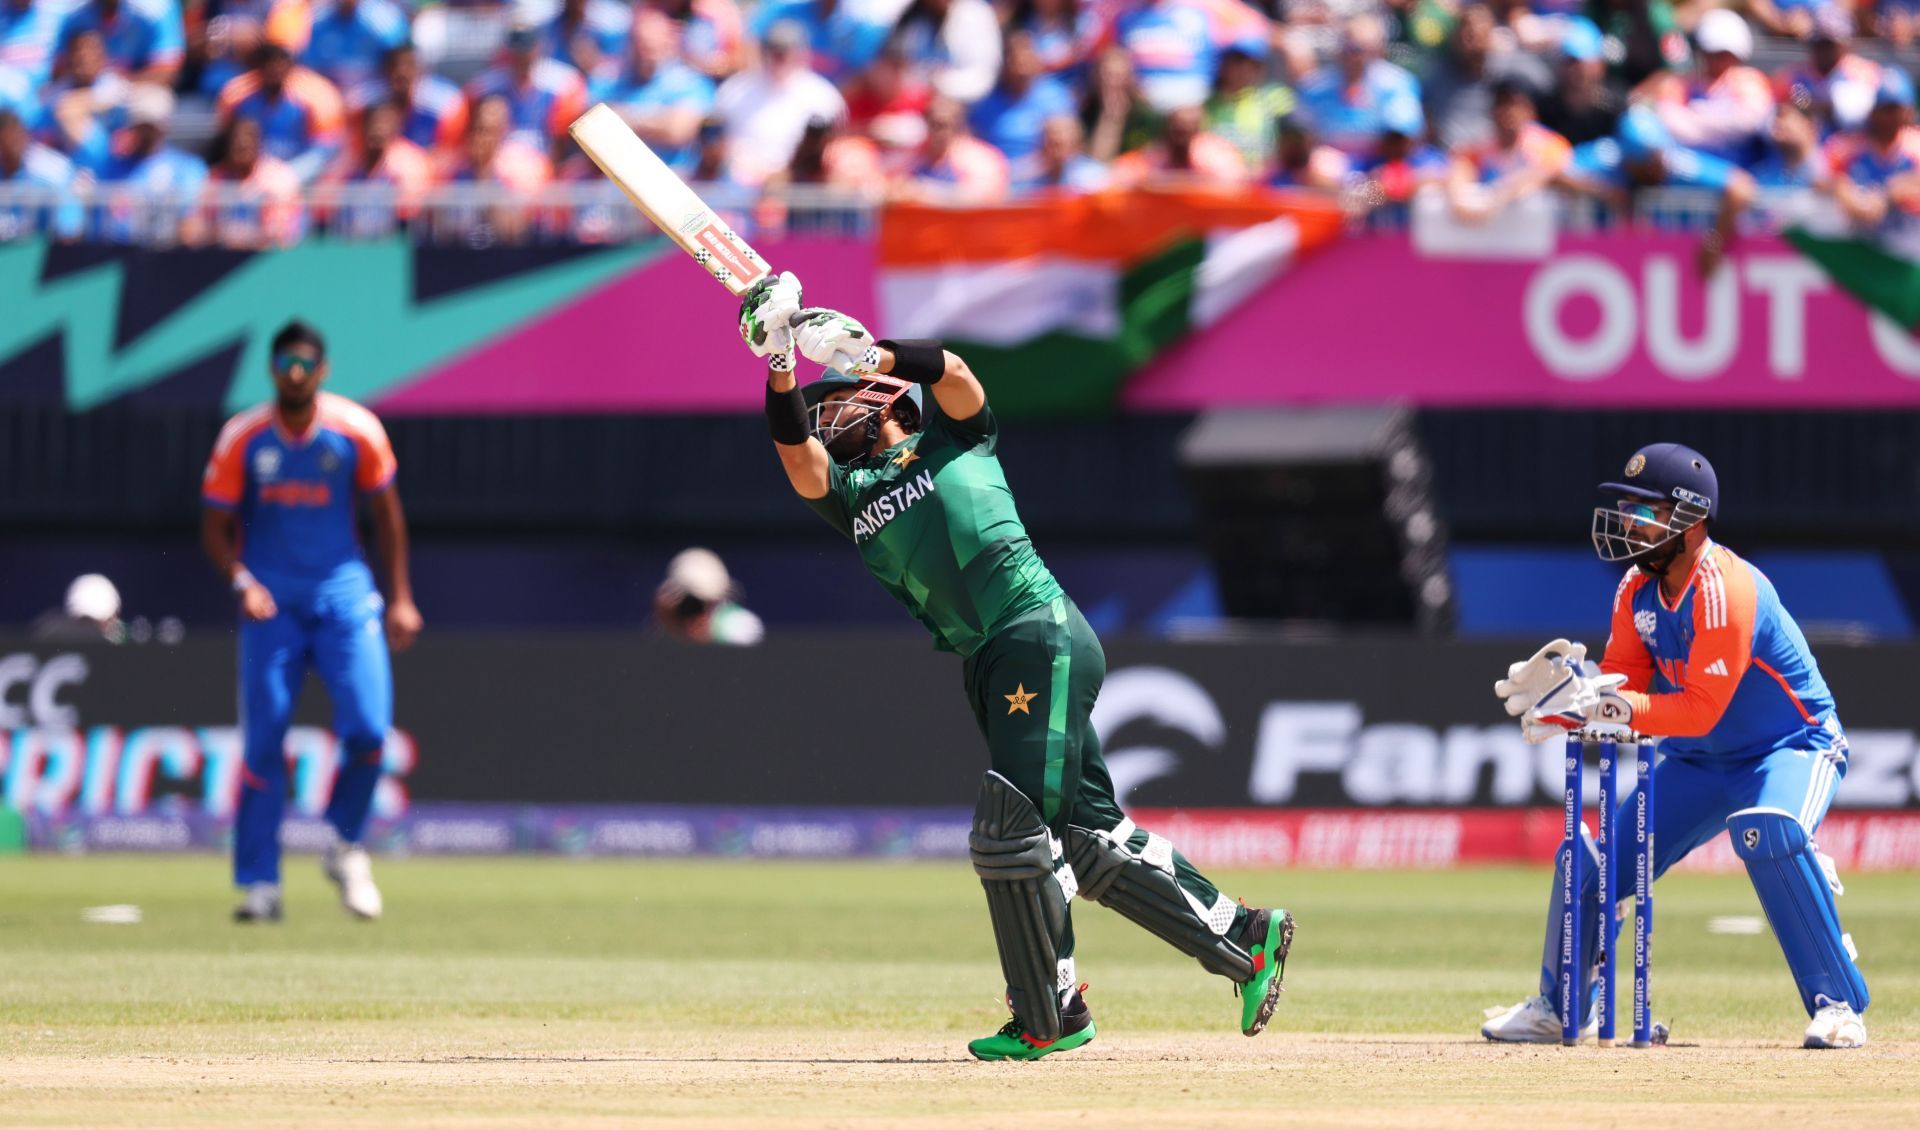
xmin=740 ymin=271 xmax=803 ymax=359
xmin=790 ymin=307 xmax=877 ymax=371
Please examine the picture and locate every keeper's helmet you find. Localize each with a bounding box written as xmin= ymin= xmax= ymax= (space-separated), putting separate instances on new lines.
xmin=801 ymin=372 xmax=922 ymax=461
xmin=1592 ymin=443 xmax=1718 ymax=566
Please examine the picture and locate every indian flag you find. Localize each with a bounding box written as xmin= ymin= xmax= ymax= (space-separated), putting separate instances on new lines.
xmin=1785 ymin=206 xmax=1920 ymax=328
xmin=877 ymin=189 xmax=1345 ymax=417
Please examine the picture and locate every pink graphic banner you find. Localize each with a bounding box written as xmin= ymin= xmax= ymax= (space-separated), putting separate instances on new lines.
xmin=1125 ymin=233 xmax=1920 ymax=409
xmin=378 ymin=240 xmax=885 ymax=414
xmin=375 ymin=233 xmax=1920 ymax=414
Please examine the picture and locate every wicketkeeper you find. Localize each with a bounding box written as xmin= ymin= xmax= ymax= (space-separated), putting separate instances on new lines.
xmin=740 ymin=274 xmax=1294 ymax=1061
xmin=1483 ymin=444 xmax=1869 ymax=1049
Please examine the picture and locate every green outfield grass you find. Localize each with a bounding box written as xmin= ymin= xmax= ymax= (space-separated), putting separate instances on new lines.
xmin=3 ymin=855 xmax=1917 ymax=1127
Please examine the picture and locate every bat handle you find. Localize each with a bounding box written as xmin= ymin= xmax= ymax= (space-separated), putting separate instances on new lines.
xmin=827 ymin=351 xmax=857 ymax=376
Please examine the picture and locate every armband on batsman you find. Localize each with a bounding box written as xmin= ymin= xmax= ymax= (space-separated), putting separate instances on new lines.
xmin=877 ymin=339 xmax=945 ymax=384
xmin=765 ymin=381 xmax=809 ymax=446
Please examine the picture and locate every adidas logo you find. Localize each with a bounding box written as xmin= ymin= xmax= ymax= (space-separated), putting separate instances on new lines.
xmin=1704 ymin=659 xmax=1729 ymax=677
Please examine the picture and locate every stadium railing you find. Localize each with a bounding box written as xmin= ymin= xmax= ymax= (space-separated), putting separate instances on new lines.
xmin=0 ymin=181 xmax=1811 ymax=247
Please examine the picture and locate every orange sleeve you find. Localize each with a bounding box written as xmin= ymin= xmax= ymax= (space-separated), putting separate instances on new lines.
xmin=265 ymin=0 xmax=312 ymax=52
xmin=346 ymin=411 xmax=398 ymax=493
xmin=550 ymin=73 xmax=588 ymax=141
xmin=297 ymin=70 xmax=345 ymax=138
xmin=203 ymin=413 xmax=264 ymax=507
xmin=437 ymin=93 xmax=469 ymax=152
xmin=1620 ymin=556 xmax=1756 ymax=738
xmin=215 ymin=72 xmax=258 ymax=122
xmin=1598 ymin=571 xmax=1656 ymax=693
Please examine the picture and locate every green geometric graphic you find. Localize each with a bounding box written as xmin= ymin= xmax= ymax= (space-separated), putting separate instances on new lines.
xmin=0 ymin=238 xmax=662 ymax=411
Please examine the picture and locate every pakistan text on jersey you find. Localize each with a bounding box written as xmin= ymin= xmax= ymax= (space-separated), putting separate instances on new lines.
xmin=851 ymin=469 xmax=937 ymax=543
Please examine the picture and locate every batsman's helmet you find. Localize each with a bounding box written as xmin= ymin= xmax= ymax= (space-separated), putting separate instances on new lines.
xmin=801 ymin=372 xmax=922 ymax=456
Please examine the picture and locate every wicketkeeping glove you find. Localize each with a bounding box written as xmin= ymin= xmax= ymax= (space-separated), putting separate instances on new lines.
xmin=790 ymin=306 xmax=878 ymax=372
xmin=739 ymin=271 xmax=803 ymax=359
xmin=1494 ymin=638 xmax=1586 ymax=718
xmin=1525 ymin=667 xmax=1633 ymax=741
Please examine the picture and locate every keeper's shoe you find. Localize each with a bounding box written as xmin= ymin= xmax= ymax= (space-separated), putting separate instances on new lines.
xmin=232 ymin=882 xmax=283 ymax=923
xmin=1234 ymin=907 xmax=1295 ymax=1036
xmin=968 ymin=989 xmax=1096 ymax=1061
xmin=1804 ymin=998 xmax=1867 ymax=1049
xmin=323 ymin=841 xmax=383 ymax=921
xmin=1480 ymin=993 xmax=1597 ymax=1044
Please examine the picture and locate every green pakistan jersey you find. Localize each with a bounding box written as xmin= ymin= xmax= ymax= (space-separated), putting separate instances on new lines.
xmin=802 ymin=400 xmax=1064 ymax=656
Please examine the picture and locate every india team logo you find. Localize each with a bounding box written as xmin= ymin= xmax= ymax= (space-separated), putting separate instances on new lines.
xmin=1625 ymin=453 xmax=1646 ymax=477
xmin=254 ymin=448 xmax=281 ymax=480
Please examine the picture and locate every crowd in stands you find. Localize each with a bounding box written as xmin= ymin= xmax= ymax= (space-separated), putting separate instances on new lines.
xmin=1 ymin=0 xmax=1917 ymax=247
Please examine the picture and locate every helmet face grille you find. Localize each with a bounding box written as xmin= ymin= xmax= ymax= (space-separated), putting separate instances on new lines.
xmin=809 ymin=398 xmax=880 ymax=450
xmin=808 ymin=375 xmax=917 ymax=456
xmin=1591 ymin=498 xmax=1710 ymax=563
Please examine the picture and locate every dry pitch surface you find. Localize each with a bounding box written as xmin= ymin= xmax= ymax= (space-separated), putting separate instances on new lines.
xmin=4 ymin=857 xmax=1917 ymax=1128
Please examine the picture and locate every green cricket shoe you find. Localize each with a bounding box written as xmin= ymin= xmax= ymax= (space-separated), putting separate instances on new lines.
xmin=1236 ymin=908 xmax=1295 ymax=1036
xmin=968 ymin=992 xmax=1096 ymax=1061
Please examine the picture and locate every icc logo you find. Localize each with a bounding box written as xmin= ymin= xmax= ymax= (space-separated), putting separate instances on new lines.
xmin=1565 ymin=757 xmax=1577 ymax=772
xmin=1634 ymin=609 xmax=1658 ymax=646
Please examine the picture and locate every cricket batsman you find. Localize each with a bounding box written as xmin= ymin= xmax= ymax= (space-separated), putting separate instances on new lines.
xmin=201 ymin=320 xmax=422 ymax=924
xmin=739 ymin=274 xmax=1294 ymax=1061
xmin=1482 ymin=444 xmax=1868 ymax=1048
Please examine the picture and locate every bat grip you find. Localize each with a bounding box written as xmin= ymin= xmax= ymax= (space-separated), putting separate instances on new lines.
xmin=827 ymin=351 xmax=856 ymax=376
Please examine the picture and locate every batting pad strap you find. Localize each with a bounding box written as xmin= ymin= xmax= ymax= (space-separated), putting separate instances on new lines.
xmin=877 ymin=338 xmax=945 ymax=384
xmin=1067 ymin=824 xmax=1255 ymax=983
xmin=971 ymin=771 xmax=1071 ymax=1041
xmin=765 ymin=380 xmax=809 ymax=445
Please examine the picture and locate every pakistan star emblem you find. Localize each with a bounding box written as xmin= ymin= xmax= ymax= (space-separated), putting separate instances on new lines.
xmin=1005 ymin=684 xmax=1037 ymax=715
xmin=891 ymin=446 xmax=920 ymax=469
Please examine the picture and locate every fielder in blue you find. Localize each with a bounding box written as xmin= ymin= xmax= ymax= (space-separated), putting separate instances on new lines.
xmin=201 ymin=320 xmax=422 ymax=924
xmin=1482 ymin=443 xmax=1869 ymax=1049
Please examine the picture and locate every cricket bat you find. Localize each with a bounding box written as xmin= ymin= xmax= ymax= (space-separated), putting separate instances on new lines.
xmin=569 ymin=103 xmax=855 ymax=373
xmin=569 ymin=102 xmax=773 ymax=295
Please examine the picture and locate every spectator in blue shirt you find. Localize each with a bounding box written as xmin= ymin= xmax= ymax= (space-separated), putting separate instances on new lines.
xmin=970 ymin=31 xmax=1076 ymax=163
xmin=57 ymin=0 xmax=185 ymax=84
xmin=1006 ymin=0 xmax=1099 ymax=85
xmin=94 ymin=83 xmax=208 ymax=242
xmin=541 ymin=0 xmax=632 ymax=73
xmin=37 ymin=28 xmax=129 ymax=173
xmin=1012 ymin=112 xmax=1110 ymax=193
xmin=0 ymin=107 xmax=85 ymax=240
xmin=1296 ymin=13 xmax=1422 ymax=160
xmin=594 ymin=8 xmax=713 ymax=171
xmin=749 ymin=0 xmax=889 ymax=84
xmin=0 ymin=61 xmax=31 ymax=120
xmin=350 ymin=42 xmax=469 ymax=153
xmin=1 ymin=0 xmax=63 ymax=83
xmin=300 ymin=0 xmax=410 ymax=92
xmin=1750 ymin=100 xmax=1827 ymax=188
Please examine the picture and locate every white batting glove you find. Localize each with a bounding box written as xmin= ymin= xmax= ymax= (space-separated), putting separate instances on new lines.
xmin=739 ymin=270 xmax=803 ymax=359
xmin=790 ymin=307 xmax=877 ymax=371
xmin=1494 ymin=638 xmax=1587 ymax=718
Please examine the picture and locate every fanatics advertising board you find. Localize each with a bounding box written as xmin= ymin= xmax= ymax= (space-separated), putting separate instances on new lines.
xmin=4 ymin=634 xmax=1919 ymax=869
